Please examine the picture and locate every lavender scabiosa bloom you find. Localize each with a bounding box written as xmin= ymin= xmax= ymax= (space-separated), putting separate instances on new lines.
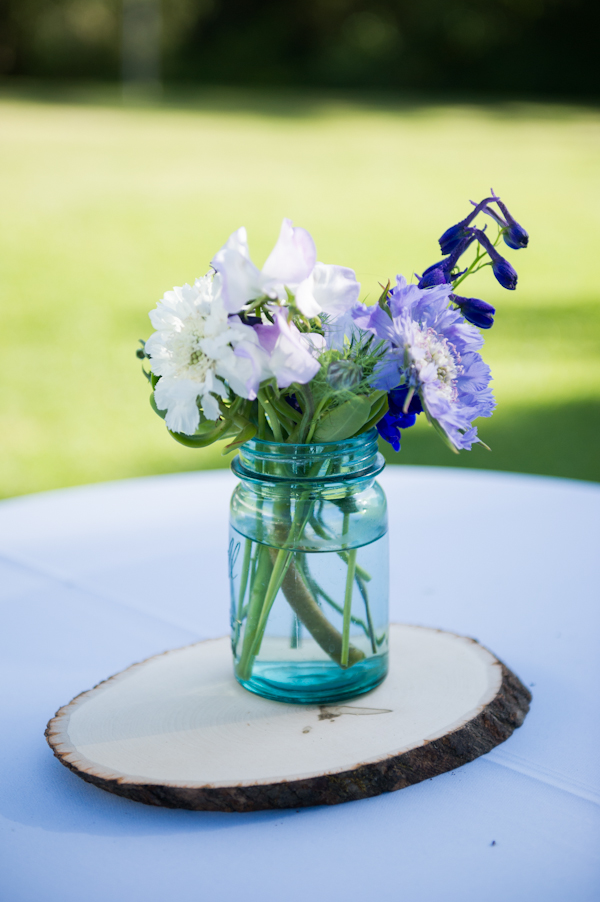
xmin=450 ymin=294 xmax=495 ymax=330
xmin=353 ymin=276 xmax=495 ymax=451
xmin=472 ymin=229 xmax=518 ymax=290
xmin=438 ymin=196 xmax=495 ymax=255
xmin=476 ymin=191 xmax=529 ymax=250
xmin=418 ymin=233 xmax=475 ymax=288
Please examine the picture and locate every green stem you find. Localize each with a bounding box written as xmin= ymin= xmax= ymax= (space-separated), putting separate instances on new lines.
xmin=236 ymin=538 xmax=252 ymax=622
xmin=355 ymin=573 xmax=377 ymax=654
xmin=258 ymin=389 xmax=283 ymax=442
xmin=452 ymin=243 xmax=490 ymax=291
xmin=305 ymin=394 xmax=332 ymax=443
xmin=298 ymin=555 xmax=372 ymax=639
xmin=237 ymin=494 xmax=304 ymax=679
xmin=276 ymin=553 xmax=364 ymax=669
xmin=268 ymin=393 xmax=302 ymax=426
xmin=258 ymin=402 xmax=267 ymax=439
xmin=237 ymin=545 xmax=274 ymax=680
xmin=308 ymin=514 xmax=372 ymax=582
xmin=290 ymin=612 xmax=301 ymax=648
xmin=250 ymin=548 xmax=293 ymax=655
xmin=289 ymin=384 xmax=315 ymax=443
xmin=341 ymin=549 xmax=357 ymax=668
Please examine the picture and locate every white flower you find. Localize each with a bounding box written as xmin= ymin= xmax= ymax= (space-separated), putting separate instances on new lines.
xmin=211 ymin=218 xmax=361 ymax=319
xmin=145 ymin=273 xmax=269 ymax=435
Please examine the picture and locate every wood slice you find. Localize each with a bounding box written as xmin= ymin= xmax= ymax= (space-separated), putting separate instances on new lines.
xmin=45 ymin=624 xmax=531 ymax=811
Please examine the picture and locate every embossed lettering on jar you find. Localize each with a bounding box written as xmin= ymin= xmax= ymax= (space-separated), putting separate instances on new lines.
xmin=229 ymin=430 xmax=389 ymax=704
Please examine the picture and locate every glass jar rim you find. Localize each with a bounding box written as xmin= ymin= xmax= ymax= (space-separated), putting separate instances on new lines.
xmin=232 ymin=429 xmax=384 ymax=484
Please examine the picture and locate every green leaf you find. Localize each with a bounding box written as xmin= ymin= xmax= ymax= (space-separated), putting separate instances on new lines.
xmin=357 ymin=394 xmax=389 ymax=435
xmin=168 ymin=421 xmax=226 ymax=448
xmin=222 ymin=422 xmax=257 ymax=455
xmin=313 ymin=395 xmax=372 ymax=442
xmin=149 ymin=392 xmax=167 ymax=419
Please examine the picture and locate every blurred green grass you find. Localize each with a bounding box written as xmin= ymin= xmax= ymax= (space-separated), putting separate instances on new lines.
xmin=1 ymin=86 xmax=599 ymax=498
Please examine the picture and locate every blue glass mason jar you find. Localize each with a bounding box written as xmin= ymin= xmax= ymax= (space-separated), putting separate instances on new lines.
xmin=229 ymin=429 xmax=389 ymax=704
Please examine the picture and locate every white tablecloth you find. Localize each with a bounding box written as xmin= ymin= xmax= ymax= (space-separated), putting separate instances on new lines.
xmin=0 ymin=467 xmax=598 ymax=901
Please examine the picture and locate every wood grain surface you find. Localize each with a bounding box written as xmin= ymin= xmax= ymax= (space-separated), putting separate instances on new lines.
xmin=46 ymin=624 xmax=531 ymax=811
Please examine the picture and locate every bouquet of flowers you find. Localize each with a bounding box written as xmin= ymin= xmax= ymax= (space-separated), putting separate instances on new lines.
xmin=138 ymin=191 xmax=528 ymax=456
xmin=138 ymin=193 xmax=528 ymax=703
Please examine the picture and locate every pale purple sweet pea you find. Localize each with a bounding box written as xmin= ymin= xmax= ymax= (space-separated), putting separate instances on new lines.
xmin=211 ymin=219 xmax=360 ymax=320
xmin=353 ymin=276 xmax=495 ymax=450
xmin=254 ymin=307 xmax=323 ymax=388
xmin=296 ymin=261 xmax=361 ymax=320
xmin=261 ymin=218 xmax=316 ymax=288
xmin=210 ymin=227 xmax=265 ymax=313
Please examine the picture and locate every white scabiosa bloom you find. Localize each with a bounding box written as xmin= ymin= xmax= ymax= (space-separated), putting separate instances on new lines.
xmin=145 ymin=273 xmax=269 ymax=435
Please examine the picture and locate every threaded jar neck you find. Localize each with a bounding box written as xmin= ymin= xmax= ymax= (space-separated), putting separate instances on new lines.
xmin=232 ymin=429 xmax=384 ymax=484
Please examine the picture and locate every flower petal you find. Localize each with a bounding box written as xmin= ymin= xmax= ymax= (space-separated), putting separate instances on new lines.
xmin=211 ymin=226 xmax=263 ymax=313
xmin=262 ymin=218 xmax=316 ymax=288
xmin=154 ymin=377 xmax=202 ymax=434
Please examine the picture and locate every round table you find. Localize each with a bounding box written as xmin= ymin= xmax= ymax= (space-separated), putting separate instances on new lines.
xmin=0 ymin=467 xmax=598 ymax=901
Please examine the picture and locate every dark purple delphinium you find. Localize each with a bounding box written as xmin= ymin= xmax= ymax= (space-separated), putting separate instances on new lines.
xmin=375 ymin=386 xmax=423 ymax=451
xmin=389 ymin=385 xmax=423 ymax=419
xmin=450 ymin=294 xmax=496 ymax=329
xmin=418 ymin=233 xmax=475 ymax=288
xmin=376 ymin=413 xmax=404 ymax=451
xmin=438 ymin=196 xmax=495 ymax=255
xmin=477 ymin=191 xmax=529 ymax=250
xmin=472 ymin=229 xmax=518 ymax=290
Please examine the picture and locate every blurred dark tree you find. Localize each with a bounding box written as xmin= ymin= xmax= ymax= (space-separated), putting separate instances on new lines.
xmin=0 ymin=0 xmax=598 ymax=97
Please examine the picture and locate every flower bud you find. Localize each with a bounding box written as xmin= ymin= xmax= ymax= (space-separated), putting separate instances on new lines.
xmin=418 ymin=233 xmax=474 ymax=289
xmin=480 ymin=193 xmax=529 ymax=250
xmin=326 ymin=359 xmax=363 ymax=391
xmin=451 ymin=294 xmax=495 ymax=329
xmin=503 ymin=219 xmax=529 ymax=251
xmin=418 ymin=260 xmax=452 ymax=288
xmin=473 ymin=230 xmax=518 ymax=290
xmin=438 ymin=196 xmax=495 ymax=255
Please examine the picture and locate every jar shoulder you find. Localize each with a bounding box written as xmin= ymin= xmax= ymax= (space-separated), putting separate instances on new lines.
xmin=230 ymin=480 xmax=387 ymax=551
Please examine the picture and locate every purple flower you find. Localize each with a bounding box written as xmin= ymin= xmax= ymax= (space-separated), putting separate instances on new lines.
xmin=450 ymin=294 xmax=495 ymax=329
xmin=353 ymin=276 xmax=495 ymax=451
xmin=388 ymin=384 xmax=423 ymax=418
xmin=376 ymin=412 xmax=404 ymax=451
xmin=418 ymin=233 xmax=475 ymax=289
xmin=472 ymin=229 xmax=518 ymax=290
xmin=254 ymin=307 xmax=323 ymax=388
xmin=438 ymin=196 xmax=495 ymax=255
xmin=478 ymin=192 xmax=529 ymax=250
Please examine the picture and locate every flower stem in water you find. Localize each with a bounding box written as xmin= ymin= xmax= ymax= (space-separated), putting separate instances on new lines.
xmin=341 ymin=548 xmax=357 ymax=667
